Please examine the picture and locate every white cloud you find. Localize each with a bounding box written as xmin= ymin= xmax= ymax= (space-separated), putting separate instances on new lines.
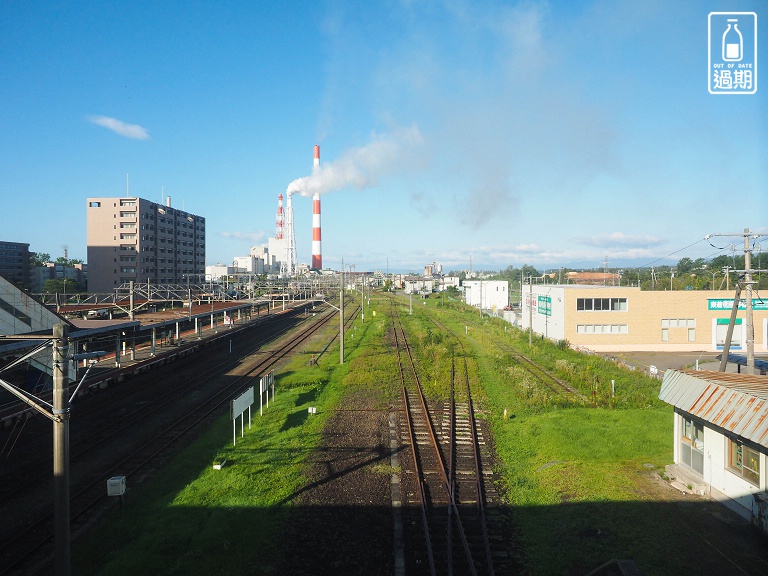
xmin=219 ymin=231 xmax=265 ymax=243
xmin=573 ymin=232 xmax=664 ymax=249
xmin=87 ymin=115 xmax=150 ymax=140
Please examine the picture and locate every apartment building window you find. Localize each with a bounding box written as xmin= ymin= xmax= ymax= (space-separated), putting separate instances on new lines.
xmin=89 ymin=201 xmax=101 ymax=208
xmin=120 ymin=200 xmax=136 ymax=207
xmin=120 ymin=211 xmax=135 ymax=218
xmin=661 ymin=319 xmax=695 ymax=328
xmin=576 ymin=324 xmax=628 ymax=334
xmin=120 ymin=234 xmax=136 ymax=240
xmin=120 ymin=223 xmax=136 ymax=229
xmin=728 ymin=439 xmax=760 ymax=486
xmin=577 ymin=298 xmax=628 ymax=311
xmin=660 ymin=319 xmax=695 ymax=342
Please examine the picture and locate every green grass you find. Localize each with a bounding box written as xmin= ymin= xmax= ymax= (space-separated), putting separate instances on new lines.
xmin=404 ymin=294 xmax=675 ymax=573
xmin=73 ymin=293 xmax=678 ymax=575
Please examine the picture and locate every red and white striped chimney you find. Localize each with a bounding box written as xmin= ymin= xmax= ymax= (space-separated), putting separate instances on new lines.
xmin=275 ymin=193 xmax=284 ymax=239
xmin=311 ymin=145 xmax=322 ymax=270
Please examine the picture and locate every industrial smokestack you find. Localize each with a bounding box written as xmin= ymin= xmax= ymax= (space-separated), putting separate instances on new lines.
xmin=312 ymin=193 xmax=321 ymax=270
xmin=311 ymin=145 xmax=322 ymax=270
xmin=275 ymin=193 xmax=284 ymax=239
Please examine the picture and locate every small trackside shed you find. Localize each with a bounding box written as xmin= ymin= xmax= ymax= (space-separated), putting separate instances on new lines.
xmin=659 ymin=369 xmax=768 ymax=534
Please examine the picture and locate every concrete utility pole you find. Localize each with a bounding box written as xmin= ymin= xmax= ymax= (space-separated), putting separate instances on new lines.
xmin=710 ymin=229 xmax=762 ymax=375
xmin=744 ymin=231 xmax=755 ymax=375
xmin=340 ymin=263 xmax=344 ymax=364
xmin=528 ymin=276 xmax=533 ymax=347
xmin=53 ymin=323 xmax=70 ymax=576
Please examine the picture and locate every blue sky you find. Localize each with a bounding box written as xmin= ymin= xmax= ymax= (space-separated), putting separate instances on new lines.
xmin=1 ymin=0 xmax=766 ymax=274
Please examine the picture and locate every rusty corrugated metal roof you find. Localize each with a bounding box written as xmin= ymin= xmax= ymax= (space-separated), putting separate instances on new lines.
xmin=659 ymin=369 xmax=768 ymax=448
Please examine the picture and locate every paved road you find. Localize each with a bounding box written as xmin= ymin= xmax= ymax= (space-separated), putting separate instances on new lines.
xmin=610 ymin=351 xmax=768 ymax=374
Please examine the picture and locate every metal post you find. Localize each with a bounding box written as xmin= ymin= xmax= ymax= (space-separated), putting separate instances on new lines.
xmin=53 ymin=323 xmax=70 ymax=576
xmin=129 ymin=280 xmax=135 ymax=321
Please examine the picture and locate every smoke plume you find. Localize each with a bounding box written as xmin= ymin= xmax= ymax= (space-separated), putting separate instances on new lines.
xmin=286 ymin=126 xmax=423 ymax=197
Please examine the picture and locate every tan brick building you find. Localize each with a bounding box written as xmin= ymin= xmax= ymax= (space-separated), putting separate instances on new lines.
xmin=521 ymin=285 xmax=768 ymax=352
xmin=87 ymin=197 xmax=205 ymax=294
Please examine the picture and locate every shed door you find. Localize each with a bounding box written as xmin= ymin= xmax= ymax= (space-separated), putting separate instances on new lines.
xmin=680 ymin=416 xmax=704 ymax=476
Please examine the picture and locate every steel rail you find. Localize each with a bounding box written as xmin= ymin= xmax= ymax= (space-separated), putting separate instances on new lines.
xmin=391 ymin=310 xmax=437 ymax=576
xmin=391 ymin=300 xmax=476 ymax=575
xmin=0 ymin=305 xmax=348 ymax=576
xmin=428 ymin=313 xmax=495 ymax=575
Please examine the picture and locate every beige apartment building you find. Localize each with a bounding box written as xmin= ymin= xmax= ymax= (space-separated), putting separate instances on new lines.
xmin=521 ymin=285 xmax=768 ymax=353
xmin=87 ymin=197 xmax=205 ymax=294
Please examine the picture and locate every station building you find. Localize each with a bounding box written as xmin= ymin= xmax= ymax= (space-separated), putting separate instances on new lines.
xmin=520 ymin=285 xmax=768 ymax=353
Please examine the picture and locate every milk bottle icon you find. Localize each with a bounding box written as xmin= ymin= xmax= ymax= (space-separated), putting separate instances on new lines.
xmin=722 ymin=18 xmax=743 ymax=61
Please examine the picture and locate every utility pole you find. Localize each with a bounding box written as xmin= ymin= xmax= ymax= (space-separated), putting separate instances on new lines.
xmin=744 ymin=231 xmax=755 ymax=375
xmin=709 ymin=229 xmax=762 ymax=375
xmin=340 ymin=261 xmax=344 ymax=364
xmin=528 ymin=276 xmax=533 ymax=347
xmin=53 ymin=323 xmax=70 ymax=576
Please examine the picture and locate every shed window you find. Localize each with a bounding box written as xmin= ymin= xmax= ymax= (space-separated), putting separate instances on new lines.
xmin=728 ymin=439 xmax=760 ymax=486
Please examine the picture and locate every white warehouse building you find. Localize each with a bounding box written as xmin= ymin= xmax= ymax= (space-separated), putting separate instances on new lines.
xmin=463 ymin=280 xmax=508 ymax=313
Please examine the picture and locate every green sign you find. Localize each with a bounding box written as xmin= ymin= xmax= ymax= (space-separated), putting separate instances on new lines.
xmin=538 ymin=295 xmax=551 ymax=317
xmin=708 ymin=299 xmax=768 ymax=311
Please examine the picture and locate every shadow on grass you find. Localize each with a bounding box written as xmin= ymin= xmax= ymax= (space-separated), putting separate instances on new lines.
xmin=68 ymin=497 xmax=768 ymax=576
xmin=295 ymin=388 xmax=318 ymax=406
xmin=281 ymin=408 xmax=310 ymax=431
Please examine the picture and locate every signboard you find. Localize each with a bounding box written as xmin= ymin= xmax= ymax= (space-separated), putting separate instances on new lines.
xmin=708 ymin=12 xmax=757 ymax=95
xmin=230 ymin=386 xmax=254 ymax=446
xmin=537 ymin=295 xmax=552 ymax=317
xmin=708 ymin=299 xmax=768 ymax=311
xmin=259 ymin=370 xmax=275 ymax=416
xmin=231 ymin=386 xmax=254 ymax=420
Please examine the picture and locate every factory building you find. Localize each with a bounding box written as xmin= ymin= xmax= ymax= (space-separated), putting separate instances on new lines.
xmin=520 ymin=284 xmax=768 ymax=353
xmin=87 ymin=197 xmax=205 ymax=293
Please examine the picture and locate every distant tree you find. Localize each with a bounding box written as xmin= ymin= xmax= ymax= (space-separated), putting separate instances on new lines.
xmin=520 ymin=264 xmax=540 ymax=280
xmin=676 ymin=257 xmax=694 ymax=274
xmin=55 ymin=257 xmax=84 ymax=267
xmin=31 ymin=252 xmax=52 ymax=267
xmin=44 ymin=278 xmax=85 ymax=294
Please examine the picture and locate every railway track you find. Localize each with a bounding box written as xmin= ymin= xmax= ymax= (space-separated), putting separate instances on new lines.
xmin=391 ymin=300 xmax=498 ymax=575
xmin=0 ymin=301 xmax=356 ymax=576
xmin=0 ymin=308 xmax=311 ymax=506
xmin=495 ymin=341 xmax=584 ymax=400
